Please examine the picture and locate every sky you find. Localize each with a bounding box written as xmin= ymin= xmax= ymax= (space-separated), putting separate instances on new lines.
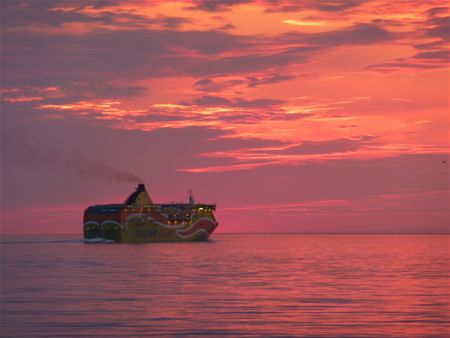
xmin=1 ymin=0 xmax=448 ymax=234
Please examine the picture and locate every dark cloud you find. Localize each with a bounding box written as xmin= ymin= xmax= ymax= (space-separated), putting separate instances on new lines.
xmin=371 ymin=18 xmax=404 ymax=27
xmin=161 ymin=16 xmax=192 ymax=29
xmin=247 ymin=73 xmax=296 ymax=87
xmin=279 ymin=137 xmax=372 ymax=155
xmin=186 ymin=0 xmax=252 ymax=12
xmin=314 ymin=0 xmax=366 ymax=12
xmin=264 ymin=0 xmax=367 ymax=13
xmin=366 ymin=62 xmax=440 ymax=71
xmin=426 ymin=7 xmax=449 ymax=18
xmin=193 ymin=77 xmax=245 ymax=92
xmin=218 ymin=23 xmax=236 ymax=30
xmin=414 ymin=50 xmax=448 ymax=61
xmin=365 ymin=12 xmax=449 ymax=72
xmin=1 ymin=28 xmax=251 ymax=88
xmin=93 ymin=84 xmax=147 ymax=98
xmin=231 ymin=137 xmax=375 ymax=158
xmin=298 ymin=23 xmax=395 ymax=46
xmin=188 ymin=23 xmax=396 ymax=76
xmin=234 ymin=97 xmax=284 ymax=107
xmin=414 ymin=41 xmax=444 ymax=50
xmin=0 ymin=1 xmax=151 ymax=28
xmin=66 ymin=83 xmax=147 ymax=99
xmin=192 ymin=95 xmax=232 ymax=106
xmin=131 ymin=113 xmax=192 ymax=123
xmin=264 ymin=5 xmax=301 ymax=13
xmin=188 ymin=52 xmax=308 ymax=76
xmin=211 ymin=113 xmax=260 ymax=124
xmin=426 ymin=16 xmax=450 ymax=41
xmin=193 ymin=73 xmax=298 ymax=91
xmin=194 ymin=79 xmax=213 ymax=86
xmin=186 ymin=95 xmax=284 ymax=107
xmin=1 ymin=1 xmax=193 ymax=34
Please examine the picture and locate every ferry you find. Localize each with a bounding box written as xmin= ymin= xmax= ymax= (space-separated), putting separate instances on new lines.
xmin=83 ymin=184 xmax=218 ymax=242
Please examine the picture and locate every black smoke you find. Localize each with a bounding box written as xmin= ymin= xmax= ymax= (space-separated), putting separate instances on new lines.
xmin=2 ymin=136 xmax=142 ymax=184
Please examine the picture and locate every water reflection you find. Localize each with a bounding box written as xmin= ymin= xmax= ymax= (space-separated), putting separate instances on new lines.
xmin=1 ymin=234 xmax=449 ymax=337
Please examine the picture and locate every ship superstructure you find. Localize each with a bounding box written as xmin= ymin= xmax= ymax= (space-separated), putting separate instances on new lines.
xmin=83 ymin=184 xmax=218 ymax=242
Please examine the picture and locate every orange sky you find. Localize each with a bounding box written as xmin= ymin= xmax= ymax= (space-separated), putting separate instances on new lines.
xmin=1 ymin=0 xmax=448 ymax=233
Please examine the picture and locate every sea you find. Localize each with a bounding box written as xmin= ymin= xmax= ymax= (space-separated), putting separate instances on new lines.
xmin=1 ymin=234 xmax=449 ymax=337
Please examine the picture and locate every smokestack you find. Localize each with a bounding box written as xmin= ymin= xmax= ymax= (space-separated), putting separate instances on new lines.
xmin=125 ymin=183 xmax=152 ymax=206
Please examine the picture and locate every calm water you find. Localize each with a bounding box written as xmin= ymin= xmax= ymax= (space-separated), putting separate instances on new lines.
xmin=1 ymin=234 xmax=449 ymax=337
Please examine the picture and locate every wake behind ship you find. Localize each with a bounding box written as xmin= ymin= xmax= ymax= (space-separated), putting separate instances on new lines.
xmin=83 ymin=184 xmax=218 ymax=243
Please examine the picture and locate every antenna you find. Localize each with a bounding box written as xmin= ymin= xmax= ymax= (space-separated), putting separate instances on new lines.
xmin=187 ymin=190 xmax=195 ymax=205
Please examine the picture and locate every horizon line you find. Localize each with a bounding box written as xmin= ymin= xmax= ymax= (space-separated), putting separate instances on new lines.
xmin=1 ymin=232 xmax=449 ymax=236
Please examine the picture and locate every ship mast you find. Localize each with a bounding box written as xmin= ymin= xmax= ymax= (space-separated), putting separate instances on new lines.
xmin=188 ymin=190 xmax=195 ymax=205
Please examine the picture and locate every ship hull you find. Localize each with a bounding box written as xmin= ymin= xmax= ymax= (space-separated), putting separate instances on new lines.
xmin=83 ymin=206 xmax=218 ymax=243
